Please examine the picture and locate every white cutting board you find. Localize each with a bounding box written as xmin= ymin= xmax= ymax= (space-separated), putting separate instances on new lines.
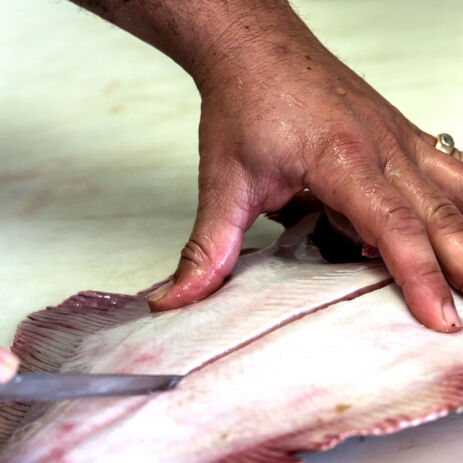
xmin=1 ymin=0 xmax=463 ymax=461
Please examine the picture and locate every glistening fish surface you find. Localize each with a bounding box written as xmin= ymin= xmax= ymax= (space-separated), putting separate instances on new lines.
xmin=0 ymin=218 xmax=462 ymax=463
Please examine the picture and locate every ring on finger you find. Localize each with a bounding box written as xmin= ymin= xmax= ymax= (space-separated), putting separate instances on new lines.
xmin=435 ymin=133 xmax=456 ymax=156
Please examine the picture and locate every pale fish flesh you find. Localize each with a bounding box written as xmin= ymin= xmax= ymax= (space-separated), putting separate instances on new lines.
xmin=1 ymin=216 xmax=462 ymax=463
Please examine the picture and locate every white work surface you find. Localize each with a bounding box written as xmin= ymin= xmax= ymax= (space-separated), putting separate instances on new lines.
xmin=2 ymin=0 xmax=463 ymax=461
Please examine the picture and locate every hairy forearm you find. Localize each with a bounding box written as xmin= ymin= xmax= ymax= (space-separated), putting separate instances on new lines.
xmin=68 ymin=0 xmax=321 ymax=90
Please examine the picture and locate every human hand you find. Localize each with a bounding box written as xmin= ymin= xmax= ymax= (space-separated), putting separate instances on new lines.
xmin=0 ymin=347 xmax=19 ymax=383
xmin=146 ymin=5 xmax=463 ymax=333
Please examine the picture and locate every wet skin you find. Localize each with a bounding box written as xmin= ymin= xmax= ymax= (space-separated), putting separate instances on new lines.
xmin=52 ymin=1 xmax=463 ymax=332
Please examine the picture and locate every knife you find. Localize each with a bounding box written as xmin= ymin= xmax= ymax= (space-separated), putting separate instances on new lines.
xmin=0 ymin=372 xmax=183 ymax=402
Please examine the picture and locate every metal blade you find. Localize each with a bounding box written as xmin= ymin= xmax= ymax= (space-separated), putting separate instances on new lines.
xmin=0 ymin=373 xmax=183 ymax=402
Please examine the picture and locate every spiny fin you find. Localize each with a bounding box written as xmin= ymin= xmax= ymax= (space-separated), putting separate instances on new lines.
xmin=0 ymin=290 xmax=148 ymax=448
xmin=239 ymin=369 xmax=463 ymax=460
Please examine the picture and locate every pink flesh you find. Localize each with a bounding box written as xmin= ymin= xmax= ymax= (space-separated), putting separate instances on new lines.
xmin=1 ymin=220 xmax=462 ymax=462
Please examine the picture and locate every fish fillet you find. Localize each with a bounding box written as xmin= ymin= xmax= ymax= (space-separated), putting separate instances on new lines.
xmin=0 ymin=218 xmax=462 ymax=463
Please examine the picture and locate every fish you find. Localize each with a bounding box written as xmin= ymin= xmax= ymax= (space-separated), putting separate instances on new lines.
xmin=1 ymin=211 xmax=463 ymax=463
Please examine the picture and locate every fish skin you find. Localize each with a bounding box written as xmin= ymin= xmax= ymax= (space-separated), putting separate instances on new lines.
xmin=1 ymin=218 xmax=462 ymax=462
xmin=59 ymin=285 xmax=463 ymax=463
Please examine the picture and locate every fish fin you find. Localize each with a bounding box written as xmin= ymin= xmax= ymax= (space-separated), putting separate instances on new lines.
xmin=266 ymin=191 xmax=323 ymax=229
xmin=248 ymin=368 xmax=463 ymax=456
xmin=220 ymin=446 xmax=302 ymax=463
xmin=0 ymin=290 xmax=147 ymax=447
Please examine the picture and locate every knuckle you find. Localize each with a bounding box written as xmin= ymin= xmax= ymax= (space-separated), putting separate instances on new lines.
xmin=376 ymin=201 xmax=424 ymax=248
xmin=382 ymin=203 xmax=423 ymax=235
xmin=180 ymin=238 xmax=213 ymax=271
xmin=327 ymin=131 xmax=369 ymax=159
xmin=401 ymin=265 xmax=442 ymax=291
xmin=317 ymin=130 xmax=375 ymax=182
xmin=425 ymin=201 xmax=461 ymax=232
xmin=377 ymin=125 xmax=401 ymax=155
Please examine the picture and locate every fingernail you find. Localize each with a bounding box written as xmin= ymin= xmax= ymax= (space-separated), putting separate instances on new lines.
xmin=442 ymin=302 xmax=462 ymax=328
xmin=147 ymin=279 xmax=175 ymax=303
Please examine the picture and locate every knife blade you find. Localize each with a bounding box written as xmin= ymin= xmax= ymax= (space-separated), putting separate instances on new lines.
xmin=0 ymin=372 xmax=183 ymax=402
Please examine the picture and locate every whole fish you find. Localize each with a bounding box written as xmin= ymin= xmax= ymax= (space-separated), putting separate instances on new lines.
xmin=1 ymin=212 xmax=462 ymax=463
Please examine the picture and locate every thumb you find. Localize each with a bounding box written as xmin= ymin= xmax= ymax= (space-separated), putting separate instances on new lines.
xmin=147 ymin=180 xmax=254 ymax=311
xmin=0 ymin=347 xmax=19 ymax=383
